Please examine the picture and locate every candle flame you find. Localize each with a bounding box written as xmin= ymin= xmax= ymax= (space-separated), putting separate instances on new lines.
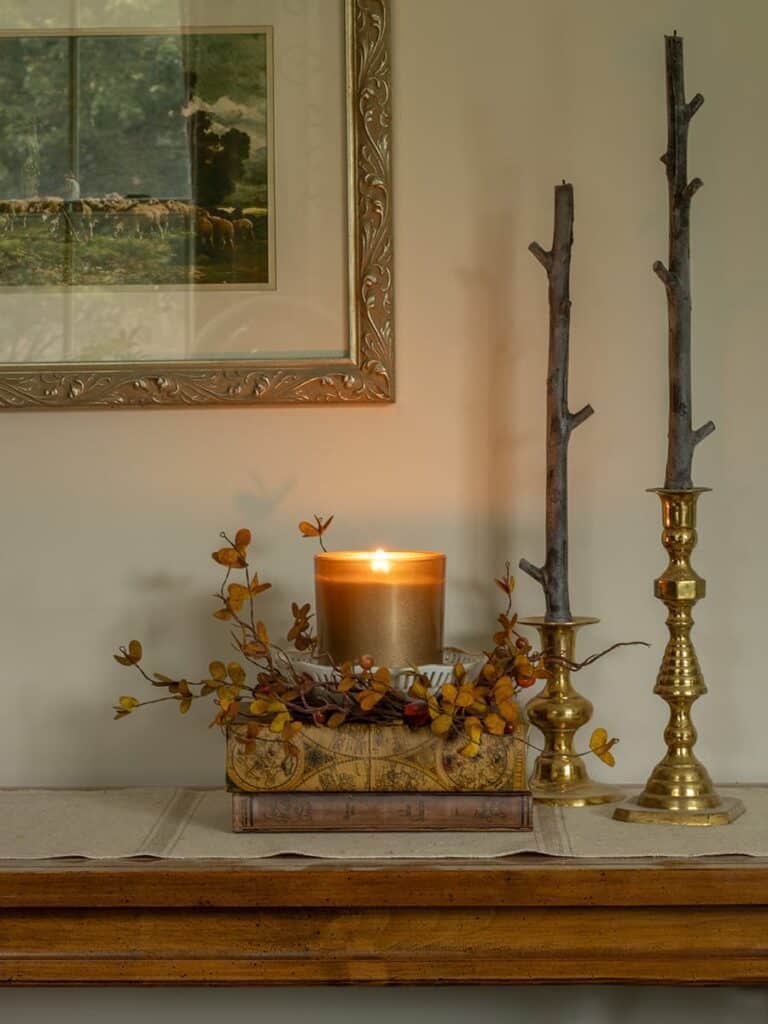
xmin=370 ymin=549 xmax=391 ymax=573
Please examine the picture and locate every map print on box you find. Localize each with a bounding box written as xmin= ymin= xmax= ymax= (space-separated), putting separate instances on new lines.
xmin=227 ymin=722 xmax=528 ymax=793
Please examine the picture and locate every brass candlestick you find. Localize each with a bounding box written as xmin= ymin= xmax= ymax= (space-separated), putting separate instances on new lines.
xmin=521 ymin=617 xmax=624 ymax=807
xmin=614 ymin=490 xmax=744 ymax=825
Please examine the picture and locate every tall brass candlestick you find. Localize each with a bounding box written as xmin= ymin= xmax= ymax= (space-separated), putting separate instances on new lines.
xmin=614 ymin=35 xmax=743 ymax=825
xmin=315 ymin=551 xmax=446 ymax=667
xmin=614 ymin=490 xmax=743 ymax=825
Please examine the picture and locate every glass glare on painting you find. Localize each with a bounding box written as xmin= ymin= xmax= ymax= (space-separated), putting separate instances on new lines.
xmin=0 ymin=29 xmax=272 ymax=288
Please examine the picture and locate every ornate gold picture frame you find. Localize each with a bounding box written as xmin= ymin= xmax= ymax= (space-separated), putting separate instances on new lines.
xmin=0 ymin=0 xmax=393 ymax=409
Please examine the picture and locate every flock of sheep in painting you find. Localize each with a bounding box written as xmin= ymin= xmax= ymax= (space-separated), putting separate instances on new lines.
xmin=0 ymin=194 xmax=257 ymax=252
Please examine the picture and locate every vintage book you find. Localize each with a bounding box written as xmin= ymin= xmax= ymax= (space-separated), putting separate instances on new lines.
xmin=232 ymin=790 xmax=532 ymax=832
xmin=226 ymin=721 xmax=527 ymax=793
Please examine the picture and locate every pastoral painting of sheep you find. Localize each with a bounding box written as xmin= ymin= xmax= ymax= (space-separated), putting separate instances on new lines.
xmin=0 ymin=29 xmax=272 ymax=287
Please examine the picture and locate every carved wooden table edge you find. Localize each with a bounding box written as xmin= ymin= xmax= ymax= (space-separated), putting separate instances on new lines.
xmin=3 ymin=854 xmax=768 ymax=986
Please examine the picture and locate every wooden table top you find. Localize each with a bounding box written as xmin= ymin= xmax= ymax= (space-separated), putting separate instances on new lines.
xmin=3 ymin=854 xmax=768 ymax=985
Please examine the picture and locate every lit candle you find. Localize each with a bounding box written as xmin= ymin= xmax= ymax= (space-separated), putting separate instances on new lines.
xmin=314 ymin=550 xmax=446 ymax=667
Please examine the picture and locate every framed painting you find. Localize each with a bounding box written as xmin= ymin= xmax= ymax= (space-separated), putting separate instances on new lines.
xmin=0 ymin=0 xmax=393 ymax=408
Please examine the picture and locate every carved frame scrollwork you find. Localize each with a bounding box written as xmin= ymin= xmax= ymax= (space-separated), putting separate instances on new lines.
xmin=0 ymin=0 xmax=393 ymax=409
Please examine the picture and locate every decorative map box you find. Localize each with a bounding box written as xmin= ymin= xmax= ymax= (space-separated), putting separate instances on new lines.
xmin=226 ymin=721 xmax=528 ymax=793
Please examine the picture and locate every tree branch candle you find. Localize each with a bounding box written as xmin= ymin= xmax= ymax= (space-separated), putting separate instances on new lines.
xmin=314 ymin=551 xmax=446 ymax=667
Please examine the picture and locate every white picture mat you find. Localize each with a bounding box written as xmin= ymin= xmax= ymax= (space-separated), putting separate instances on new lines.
xmin=0 ymin=0 xmax=348 ymax=361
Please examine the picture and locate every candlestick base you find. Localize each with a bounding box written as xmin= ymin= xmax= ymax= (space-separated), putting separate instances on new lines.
xmin=612 ymin=488 xmax=743 ymax=826
xmin=529 ymin=778 xmax=625 ymax=808
xmin=613 ymin=796 xmax=744 ymax=826
xmin=520 ymin=617 xmax=624 ymax=808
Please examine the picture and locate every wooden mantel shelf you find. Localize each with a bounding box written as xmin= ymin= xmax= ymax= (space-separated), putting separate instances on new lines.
xmin=2 ymin=855 xmax=768 ymax=985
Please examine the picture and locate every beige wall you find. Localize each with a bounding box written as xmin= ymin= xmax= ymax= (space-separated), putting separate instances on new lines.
xmin=2 ymin=0 xmax=767 ymax=797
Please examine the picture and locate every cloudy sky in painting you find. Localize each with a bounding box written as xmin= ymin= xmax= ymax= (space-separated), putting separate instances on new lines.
xmin=181 ymin=94 xmax=267 ymax=151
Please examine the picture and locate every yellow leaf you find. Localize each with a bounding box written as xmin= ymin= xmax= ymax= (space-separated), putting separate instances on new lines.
xmin=209 ymin=661 xmax=227 ymax=681
xmin=454 ymin=685 xmax=474 ymax=708
xmin=430 ymin=713 xmax=453 ymax=737
xmin=227 ymin=583 xmax=250 ymax=612
xmin=243 ymin=641 xmax=267 ymax=658
xmin=270 ymin=712 xmax=290 ymax=733
xmin=298 ymin=521 xmax=320 ymax=537
xmin=234 ymin=528 xmax=252 ymax=552
xmin=590 ymin=728 xmax=618 ymax=767
xmin=128 ymin=640 xmax=143 ymax=662
xmin=459 ymin=739 xmax=481 ymax=758
xmin=464 ymin=717 xmax=483 ymax=743
xmin=494 ymin=676 xmax=515 ymax=702
xmin=249 ymin=698 xmax=270 ymax=716
xmin=483 ymin=713 xmax=506 ymax=736
xmin=212 ymin=547 xmax=246 ymax=568
xmin=118 ymin=696 xmax=140 ymax=710
xmin=514 ymin=655 xmax=534 ymax=677
xmin=338 ymin=676 xmax=357 ymax=693
xmin=256 ymin=621 xmax=270 ymax=645
xmin=358 ymin=690 xmax=385 ymax=712
xmin=598 ymin=747 xmax=616 ymax=768
xmin=373 ymin=667 xmax=391 ymax=686
xmin=453 ymin=662 xmax=466 ymax=682
xmin=228 ymin=662 xmax=245 ymax=685
xmin=179 ymin=698 xmax=192 ymax=714
xmin=440 ymin=683 xmax=458 ymax=704
xmin=409 ymin=679 xmax=429 ymax=700
xmin=250 ymin=575 xmax=271 ymax=595
xmin=214 ymin=608 xmax=233 ymax=621
xmin=327 ymin=712 xmax=347 ymax=728
xmin=498 ymin=699 xmax=519 ymax=723
xmin=494 ymin=575 xmax=515 ymax=595
xmin=590 ymin=727 xmax=608 ymax=750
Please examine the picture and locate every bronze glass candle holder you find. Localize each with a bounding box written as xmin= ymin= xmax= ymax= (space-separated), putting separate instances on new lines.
xmin=520 ymin=617 xmax=624 ymax=807
xmin=614 ymin=489 xmax=744 ymax=825
xmin=314 ymin=551 xmax=446 ymax=667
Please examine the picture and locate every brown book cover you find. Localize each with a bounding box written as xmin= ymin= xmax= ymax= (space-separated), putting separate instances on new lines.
xmin=232 ymin=790 xmax=532 ymax=832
